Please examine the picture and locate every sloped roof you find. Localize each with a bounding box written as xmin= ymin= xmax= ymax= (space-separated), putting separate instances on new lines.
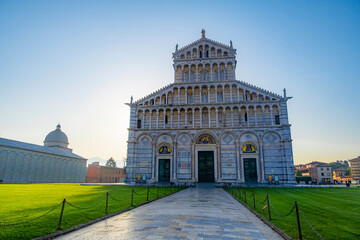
xmin=0 ymin=137 xmax=86 ymax=160
xmin=133 ymin=79 xmax=282 ymax=105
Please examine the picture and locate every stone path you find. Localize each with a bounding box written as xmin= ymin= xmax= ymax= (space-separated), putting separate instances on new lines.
xmin=56 ymin=185 xmax=283 ymax=239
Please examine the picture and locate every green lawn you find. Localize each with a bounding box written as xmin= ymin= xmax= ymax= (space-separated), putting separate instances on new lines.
xmin=0 ymin=184 xmax=184 ymax=240
xmin=226 ymin=187 xmax=360 ymax=240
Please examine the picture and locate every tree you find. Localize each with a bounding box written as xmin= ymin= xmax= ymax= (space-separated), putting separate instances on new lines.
xmin=295 ymin=169 xmax=302 ymax=176
xmin=329 ymin=161 xmax=350 ymax=169
xmin=106 ymin=157 xmax=117 ymax=167
xmin=346 ymin=167 xmax=352 ymax=176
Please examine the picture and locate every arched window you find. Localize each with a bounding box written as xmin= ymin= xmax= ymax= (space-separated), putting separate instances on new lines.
xmin=197 ymin=135 xmax=214 ymax=144
xmin=242 ymin=144 xmax=256 ymax=153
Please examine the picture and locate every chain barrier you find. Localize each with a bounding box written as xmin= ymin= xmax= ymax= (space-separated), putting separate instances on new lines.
xmin=254 ymin=196 xmax=267 ymax=205
xmin=269 ymin=201 xmax=295 ymax=217
xmin=299 ymin=208 xmax=326 ymax=240
xmin=66 ymin=194 xmax=107 ymax=210
xmin=108 ymin=192 xmax=132 ymax=202
xmin=133 ymin=190 xmax=147 ymax=196
xmin=0 ymin=202 xmax=62 ymax=227
xmin=1 ymin=187 xmax=181 ymax=229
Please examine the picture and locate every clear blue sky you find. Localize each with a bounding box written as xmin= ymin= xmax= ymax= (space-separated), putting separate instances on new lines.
xmin=0 ymin=0 xmax=359 ymax=165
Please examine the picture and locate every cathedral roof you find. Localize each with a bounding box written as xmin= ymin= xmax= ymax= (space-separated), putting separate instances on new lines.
xmin=132 ymin=80 xmax=282 ymax=105
xmin=0 ymin=137 xmax=85 ymax=160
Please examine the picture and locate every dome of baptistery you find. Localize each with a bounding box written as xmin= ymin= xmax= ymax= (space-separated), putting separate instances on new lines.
xmin=44 ymin=124 xmax=69 ymax=149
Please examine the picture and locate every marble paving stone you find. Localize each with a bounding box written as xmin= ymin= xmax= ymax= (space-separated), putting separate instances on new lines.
xmin=56 ymin=186 xmax=283 ymax=240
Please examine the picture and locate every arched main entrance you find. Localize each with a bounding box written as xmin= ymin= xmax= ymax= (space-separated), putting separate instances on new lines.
xmin=196 ymin=134 xmax=216 ymax=182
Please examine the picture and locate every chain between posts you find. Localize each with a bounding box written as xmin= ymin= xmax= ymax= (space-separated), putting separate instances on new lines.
xmin=66 ymin=194 xmax=107 ymax=210
xmin=228 ymin=188 xmax=325 ymax=240
xmin=0 ymin=202 xmax=62 ymax=227
xmin=269 ymin=201 xmax=295 ymax=217
xmin=1 ymin=187 xmax=180 ymax=230
xmin=108 ymin=192 xmax=132 ymax=202
xmin=299 ymin=208 xmax=326 ymax=240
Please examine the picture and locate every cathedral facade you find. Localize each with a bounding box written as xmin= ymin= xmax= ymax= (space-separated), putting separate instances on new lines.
xmin=126 ymin=31 xmax=295 ymax=185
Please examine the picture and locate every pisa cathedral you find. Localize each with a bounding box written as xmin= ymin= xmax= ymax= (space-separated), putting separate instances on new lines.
xmin=126 ymin=30 xmax=295 ymax=184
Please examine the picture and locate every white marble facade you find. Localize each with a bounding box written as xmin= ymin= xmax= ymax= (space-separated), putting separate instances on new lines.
xmin=126 ymin=30 xmax=295 ymax=184
xmin=0 ymin=125 xmax=87 ymax=183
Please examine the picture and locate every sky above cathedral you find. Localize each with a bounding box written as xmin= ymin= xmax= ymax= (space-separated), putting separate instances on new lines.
xmin=0 ymin=0 xmax=359 ymax=165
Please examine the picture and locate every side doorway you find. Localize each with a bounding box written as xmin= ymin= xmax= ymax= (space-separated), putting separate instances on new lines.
xmin=158 ymin=159 xmax=170 ymax=182
xmin=243 ymin=158 xmax=257 ymax=183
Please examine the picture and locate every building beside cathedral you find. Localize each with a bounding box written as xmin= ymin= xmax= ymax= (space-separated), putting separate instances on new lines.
xmin=126 ymin=30 xmax=295 ymax=184
xmin=0 ymin=124 xmax=87 ymax=183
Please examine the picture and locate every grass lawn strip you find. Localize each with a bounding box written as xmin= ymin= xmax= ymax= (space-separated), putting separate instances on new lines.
xmin=226 ymin=187 xmax=360 ymax=240
xmin=0 ymin=184 xmax=184 ymax=240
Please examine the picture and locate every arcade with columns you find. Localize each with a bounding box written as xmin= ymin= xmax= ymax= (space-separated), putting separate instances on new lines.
xmin=126 ymin=30 xmax=296 ymax=185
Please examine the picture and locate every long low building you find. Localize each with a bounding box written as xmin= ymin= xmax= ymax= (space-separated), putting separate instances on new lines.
xmin=0 ymin=124 xmax=87 ymax=183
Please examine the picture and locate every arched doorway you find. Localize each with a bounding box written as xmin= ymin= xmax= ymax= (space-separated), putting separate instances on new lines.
xmin=196 ymin=135 xmax=216 ymax=182
xmin=242 ymin=143 xmax=258 ymax=183
xmin=157 ymin=144 xmax=172 ymax=182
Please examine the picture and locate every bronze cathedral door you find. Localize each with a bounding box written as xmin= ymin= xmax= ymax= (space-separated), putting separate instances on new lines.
xmin=244 ymin=158 xmax=257 ymax=183
xmin=158 ymin=159 xmax=170 ymax=182
xmin=198 ymin=151 xmax=215 ymax=182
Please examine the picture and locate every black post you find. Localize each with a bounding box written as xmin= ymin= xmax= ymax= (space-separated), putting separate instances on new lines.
xmin=157 ymin=187 xmax=159 ymax=199
xmin=267 ymin=194 xmax=271 ymax=221
xmin=295 ymin=201 xmax=302 ymax=240
xmin=147 ymin=188 xmax=149 ymax=201
xmin=244 ymin=189 xmax=247 ymax=204
xmin=105 ymin=192 xmax=109 ymax=214
xmin=253 ymin=191 xmax=256 ymax=209
xmin=57 ymin=198 xmax=66 ymax=229
xmin=131 ymin=189 xmax=134 ymax=207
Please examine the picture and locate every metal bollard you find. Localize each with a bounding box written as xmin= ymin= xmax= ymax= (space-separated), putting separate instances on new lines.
xmin=253 ymin=191 xmax=256 ymax=210
xmin=131 ymin=189 xmax=134 ymax=207
xmin=105 ymin=192 xmax=109 ymax=214
xmin=295 ymin=201 xmax=302 ymax=240
xmin=267 ymin=194 xmax=271 ymax=221
xmin=58 ymin=198 xmax=66 ymax=229
xmin=147 ymin=188 xmax=149 ymax=201
xmin=244 ymin=189 xmax=247 ymax=203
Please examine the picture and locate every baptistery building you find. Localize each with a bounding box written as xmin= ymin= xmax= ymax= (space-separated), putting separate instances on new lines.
xmin=126 ymin=30 xmax=295 ymax=184
xmin=0 ymin=124 xmax=87 ymax=183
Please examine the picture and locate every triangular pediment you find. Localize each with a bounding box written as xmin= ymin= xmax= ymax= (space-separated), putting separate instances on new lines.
xmin=176 ymin=38 xmax=233 ymax=53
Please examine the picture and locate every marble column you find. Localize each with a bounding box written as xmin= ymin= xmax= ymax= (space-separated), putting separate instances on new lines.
xmin=151 ymin=143 xmax=156 ymax=180
xmin=231 ymin=110 xmax=234 ymax=126
xmin=199 ymin=109 xmax=202 ymax=128
xmin=235 ymin=141 xmax=241 ymax=181
xmin=149 ymin=111 xmax=152 ymax=129
xmin=216 ymin=109 xmax=219 ymax=127
xmin=156 ymin=110 xmax=159 ymax=129
xmin=170 ymin=111 xmax=173 ymax=128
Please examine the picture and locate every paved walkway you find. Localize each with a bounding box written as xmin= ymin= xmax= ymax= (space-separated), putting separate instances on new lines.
xmin=56 ymin=185 xmax=283 ymax=239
